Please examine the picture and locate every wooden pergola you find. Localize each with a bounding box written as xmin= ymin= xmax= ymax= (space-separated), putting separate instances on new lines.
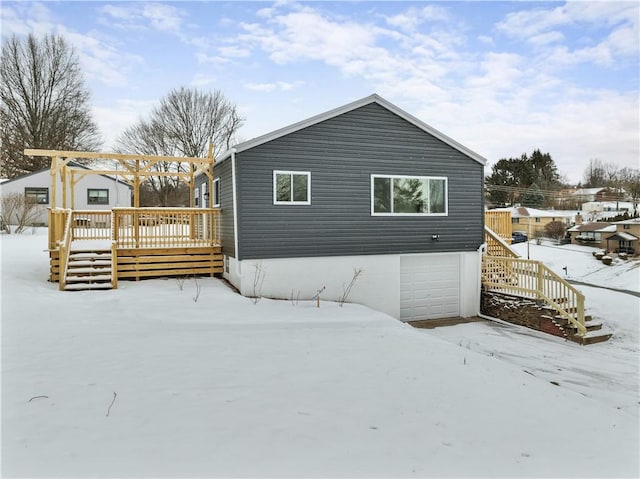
xmin=24 ymin=147 xmax=215 ymax=209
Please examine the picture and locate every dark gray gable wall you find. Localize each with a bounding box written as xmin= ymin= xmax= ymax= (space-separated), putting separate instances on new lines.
xmin=235 ymin=102 xmax=484 ymax=260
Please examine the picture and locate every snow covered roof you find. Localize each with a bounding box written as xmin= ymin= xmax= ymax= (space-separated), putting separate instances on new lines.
xmin=572 ymin=187 xmax=609 ymax=196
xmin=606 ymin=232 xmax=639 ymax=241
xmin=1 ymin=161 xmax=131 ymax=188
xmin=489 ymin=207 xmax=576 ymax=218
xmin=613 ymin=218 xmax=640 ymax=225
xmin=217 ymin=94 xmax=488 ymax=166
xmin=568 ymin=222 xmax=616 ymax=233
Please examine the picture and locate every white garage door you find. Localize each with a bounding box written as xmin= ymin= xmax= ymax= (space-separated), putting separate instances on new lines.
xmin=400 ymin=254 xmax=460 ymax=321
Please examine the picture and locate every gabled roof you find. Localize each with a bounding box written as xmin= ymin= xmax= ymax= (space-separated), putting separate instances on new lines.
xmin=217 ymin=94 xmax=487 ymax=165
xmin=0 ymin=161 xmax=131 ymax=188
xmin=606 ymin=232 xmax=638 ymax=241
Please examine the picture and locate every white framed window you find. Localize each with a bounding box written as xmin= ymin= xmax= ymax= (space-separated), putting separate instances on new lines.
xmin=371 ymin=175 xmax=447 ymax=216
xmin=194 ymin=187 xmax=200 ymax=206
xmin=212 ymin=178 xmax=221 ymax=207
xmin=273 ymin=170 xmax=311 ymax=205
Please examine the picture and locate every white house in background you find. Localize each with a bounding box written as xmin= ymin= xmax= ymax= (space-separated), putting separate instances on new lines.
xmin=571 ymin=187 xmax=622 ymax=203
xmin=581 ymin=201 xmax=635 ymax=221
xmin=487 ymin=206 xmax=577 ymax=236
xmin=0 ymin=162 xmax=132 ymax=226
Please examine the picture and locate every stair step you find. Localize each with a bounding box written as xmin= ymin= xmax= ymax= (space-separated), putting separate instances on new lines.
xmin=569 ymin=331 xmax=613 ymax=346
xmin=67 ymin=267 xmax=112 ymax=275
xmin=67 ymin=260 xmax=112 ymax=267
xmin=68 ymin=252 xmax=111 ymax=260
xmin=64 ymin=283 xmax=113 ymax=291
xmin=65 ymin=274 xmax=112 ymax=283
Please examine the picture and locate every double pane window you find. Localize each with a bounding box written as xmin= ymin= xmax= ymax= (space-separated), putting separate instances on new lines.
xmin=25 ymin=187 xmax=49 ymax=205
xmin=88 ymin=189 xmax=109 ymax=205
xmin=372 ymin=175 xmax=447 ymax=215
xmin=274 ymin=171 xmax=310 ymax=205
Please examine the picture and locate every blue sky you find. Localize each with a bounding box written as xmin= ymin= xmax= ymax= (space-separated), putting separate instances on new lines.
xmin=2 ymin=1 xmax=638 ymax=183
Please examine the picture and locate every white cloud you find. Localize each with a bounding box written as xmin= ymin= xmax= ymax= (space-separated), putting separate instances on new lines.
xmin=190 ymin=74 xmax=216 ymax=87
xmin=496 ymin=2 xmax=639 ymax=62
xmin=99 ymin=2 xmax=184 ymax=34
xmin=0 ymin=2 xmax=57 ymax=36
xmin=244 ymin=81 xmax=304 ymax=92
xmin=385 ymin=5 xmax=449 ymax=32
xmin=93 ymin=99 xmax=156 ymax=148
xmin=1 ymin=3 xmax=142 ymax=88
xmin=218 ymin=46 xmax=251 ymax=58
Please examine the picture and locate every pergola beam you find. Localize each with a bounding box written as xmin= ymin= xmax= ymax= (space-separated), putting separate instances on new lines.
xmin=25 ymin=148 xmax=215 ymax=209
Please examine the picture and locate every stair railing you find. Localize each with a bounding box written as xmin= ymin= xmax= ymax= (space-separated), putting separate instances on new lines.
xmin=482 ymin=256 xmax=587 ymax=336
xmin=57 ymin=209 xmax=74 ymax=291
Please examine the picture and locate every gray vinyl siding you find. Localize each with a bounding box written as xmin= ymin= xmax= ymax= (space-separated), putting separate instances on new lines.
xmin=216 ymin=159 xmax=235 ymax=257
xmin=195 ymin=160 xmax=235 ymax=257
xmin=235 ymin=103 xmax=484 ymax=260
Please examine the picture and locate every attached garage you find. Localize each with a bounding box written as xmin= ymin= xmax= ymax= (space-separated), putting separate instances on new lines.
xmin=400 ymin=254 xmax=461 ymax=321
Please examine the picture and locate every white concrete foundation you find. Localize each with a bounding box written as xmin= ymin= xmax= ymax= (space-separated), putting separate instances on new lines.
xmin=224 ymin=251 xmax=481 ymax=320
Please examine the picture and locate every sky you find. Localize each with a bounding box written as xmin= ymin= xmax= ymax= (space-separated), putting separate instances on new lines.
xmin=1 ymin=1 xmax=638 ymax=184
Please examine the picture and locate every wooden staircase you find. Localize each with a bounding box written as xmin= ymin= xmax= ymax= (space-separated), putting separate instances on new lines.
xmin=63 ymin=248 xmax=114 ymax=291
xmin=482 ymin=225 xmax=612 ymax=345
xmin=552 ymin=313 xmax=612 ymax=345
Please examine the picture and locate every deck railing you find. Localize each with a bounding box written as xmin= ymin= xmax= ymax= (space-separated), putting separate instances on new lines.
xmin=48 ymin=207 xmax=221 ymax=249
xmin=113 ymin=208 xmax=220 ymax=248
xmin=49 ymin=209 xmax=71 ymax=250
xmin=485 ymin=210 xmax=512 ymax=241
xmin=485 ymin=226 xmax=519 ymax=258
xmin=482 ymin=256 xmax=586 ymax=336
xmin=57 ymin=209 xmax=74 ymax=291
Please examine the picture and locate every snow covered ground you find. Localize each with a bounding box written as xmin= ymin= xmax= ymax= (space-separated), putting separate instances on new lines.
xmin=1 ymin=231 xmax=638 ymax=478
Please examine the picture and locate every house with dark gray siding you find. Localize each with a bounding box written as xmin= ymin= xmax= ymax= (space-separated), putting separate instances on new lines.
xmin=196 ymin=94 xmax=487 ymax=320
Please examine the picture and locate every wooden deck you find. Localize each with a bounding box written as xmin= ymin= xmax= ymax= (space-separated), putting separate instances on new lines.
xmin=48 ymin=208 xmax=223 ymax=288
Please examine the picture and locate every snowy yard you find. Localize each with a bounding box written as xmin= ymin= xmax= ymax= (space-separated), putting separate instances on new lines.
xmin=1 ymin=231 xmax=638 ymax=478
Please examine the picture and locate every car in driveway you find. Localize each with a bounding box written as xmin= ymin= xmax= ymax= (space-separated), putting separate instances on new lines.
xmin=511 ymin=232 xmax=528 ymax=244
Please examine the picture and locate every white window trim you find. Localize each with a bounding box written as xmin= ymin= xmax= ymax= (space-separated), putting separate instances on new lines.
xmin=273 ymin=170 xmax=311 ymax=205
xmin=212 ymin=178 xmax=221 ymax=207
xmin=370 ymin=174 xmax=448 ymax=216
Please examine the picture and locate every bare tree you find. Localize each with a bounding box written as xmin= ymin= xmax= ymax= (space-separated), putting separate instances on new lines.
xmin=0 ymin=34 xmax=102 ymax=179
xmin=114 ymin=87 xmax=243 ymax=206
xmin=619 ymin=167 xmax=640 ymax=216
xmin=543 ymin=221 xmax=566 ymax=243
xmin=0 ymin=192 xmax=44 ymax=233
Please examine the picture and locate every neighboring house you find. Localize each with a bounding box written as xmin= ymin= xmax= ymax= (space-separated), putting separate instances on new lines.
xmin=487 ymin=206 xmax=576 ymax=237
xmin=0 ymin=162 xmax=132 ymax=226
xmin=196 ymin=94 xmax=487 ymax=321
xmin=567 ymin=222 xmax=616 ymax=250
xmin=606 ymin=218 xmax=640 ymax=254
xmin=581 ymin=201 xmax=635 ymax=221
xmin=572 ymin=187 xmax=622 ymax=203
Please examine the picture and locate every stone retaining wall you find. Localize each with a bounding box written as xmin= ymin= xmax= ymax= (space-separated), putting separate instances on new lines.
xmin=481 ymin=289 xmax=567 ymax=339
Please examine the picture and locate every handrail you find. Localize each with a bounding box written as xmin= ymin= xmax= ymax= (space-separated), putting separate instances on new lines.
xmin=482 ymin=256 xmax=587 ymax=336
xmin=58 ymin=209 xmax=74 ymax=291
